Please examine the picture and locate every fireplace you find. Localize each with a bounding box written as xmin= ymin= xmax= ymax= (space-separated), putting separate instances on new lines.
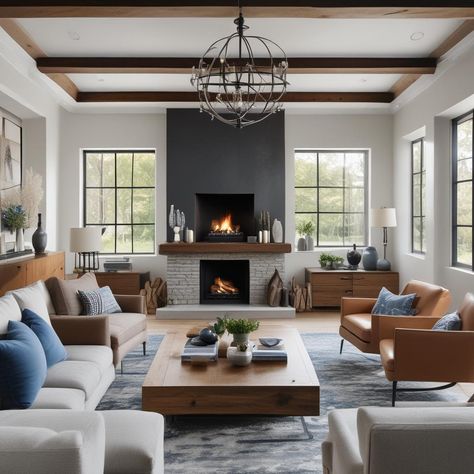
xmin=195 ymin=193 xmax=255 ymax=242
xmin=200 ymin=260 xmax=250 ymax=305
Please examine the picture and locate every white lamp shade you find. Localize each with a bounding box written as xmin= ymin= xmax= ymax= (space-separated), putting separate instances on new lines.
xmin=370 ymin=208 xmax=397 ymax=228
xmin=70 ymin=227 xmax=102 ymax=252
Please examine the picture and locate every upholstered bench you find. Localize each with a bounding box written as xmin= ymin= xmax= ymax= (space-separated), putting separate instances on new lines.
xmin=0 ymin=409 xmax=164 ymax=474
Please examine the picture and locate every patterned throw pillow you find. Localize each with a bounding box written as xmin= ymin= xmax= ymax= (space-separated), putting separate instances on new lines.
xmin=372 ymin=287 xmax=417 ymax=316
xmin=432 ymin=312 xmax=462 ymax=331
xmin=77 ymin=286 xmax=122 ymax=316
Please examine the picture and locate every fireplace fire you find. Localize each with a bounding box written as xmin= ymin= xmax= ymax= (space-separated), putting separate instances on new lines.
xmin=210 ymin=277 xmax=239 ymax=295
xmin=208 ymin=213 xmax=244 ymax=242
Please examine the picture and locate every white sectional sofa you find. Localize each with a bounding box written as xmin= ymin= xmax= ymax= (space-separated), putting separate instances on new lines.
xmin=322 ymin=405 xmax=474 ymax=474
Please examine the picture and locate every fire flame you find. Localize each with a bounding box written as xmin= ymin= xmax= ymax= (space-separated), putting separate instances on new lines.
xmin=210 ymin=214 xmax=240 ymax=234
xmin=210 ymin=277 xmax=239 ymax=295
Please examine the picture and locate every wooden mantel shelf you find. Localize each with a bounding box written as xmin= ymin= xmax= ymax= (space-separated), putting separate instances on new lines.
xmin=159 ymin=242 xmax=292 ymax=255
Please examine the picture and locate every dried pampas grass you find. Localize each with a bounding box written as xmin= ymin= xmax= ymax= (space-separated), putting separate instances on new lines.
xmin=1 ymin=168 xmax=44 ymax=228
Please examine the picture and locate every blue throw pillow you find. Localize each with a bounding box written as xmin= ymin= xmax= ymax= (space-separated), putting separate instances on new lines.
xmin=372 ymin=287 xmax=417 ymax=316
xmin=0 ymin=320 xmax=47 ymax=409
xmin=78 ymin=286 xmax=122 ymax=315
xmin=21 ymin=309 xmax=67 ymax=368
xmin=432 ymin=312 xmax=462 ymax=331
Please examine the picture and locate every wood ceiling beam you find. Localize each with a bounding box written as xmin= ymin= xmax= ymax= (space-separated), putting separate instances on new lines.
xmin=77 ymin=91 xmax=394 ymax=103
xmin=0 ymin=2 xmax=473 ymax=19
xmin=391 ymin=19 xmax=474 ymax=98
xmin=37 ymin=57 xmax=438 ymax=75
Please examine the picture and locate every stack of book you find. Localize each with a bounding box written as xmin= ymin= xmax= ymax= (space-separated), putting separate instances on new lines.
xmin=252 ymin=342 xmax=287 ymax=362
xmin=181 ymin=339 xmax=218 ymax=362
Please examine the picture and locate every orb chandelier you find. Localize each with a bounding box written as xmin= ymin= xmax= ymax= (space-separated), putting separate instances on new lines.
xmin=191 ymin=8 xmax=288 ymax=129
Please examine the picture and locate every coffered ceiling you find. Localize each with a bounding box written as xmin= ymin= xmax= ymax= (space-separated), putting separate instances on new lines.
xmin=0 ymin=1 xmax=473 ymax=109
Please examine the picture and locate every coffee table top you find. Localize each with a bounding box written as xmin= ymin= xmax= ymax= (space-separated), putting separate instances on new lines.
xmin=143 ymin=325 xmax=319 ymax=389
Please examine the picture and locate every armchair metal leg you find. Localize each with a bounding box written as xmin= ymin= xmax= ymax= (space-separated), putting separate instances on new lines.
xmin=392 ymin=381 xmax=398 ymax=406
xmin=339 ymin=339 xmax=344 ymax=354
xmin=143 ymin=341 xmax=147 ymax=356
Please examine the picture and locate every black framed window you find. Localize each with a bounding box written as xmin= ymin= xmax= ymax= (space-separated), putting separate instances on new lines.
xmin=295 ymin=150 xmax=368 ymax=247
xmin=411 ymin=138 xmax=425 ymax=254
xmin=83 ymin=150 xmax=156 ymax=254
xmin=452 ymin=111 xmax=474 ymax=269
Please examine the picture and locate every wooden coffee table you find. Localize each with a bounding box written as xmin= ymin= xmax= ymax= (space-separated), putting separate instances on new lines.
xmin=142 ymin=326 xmax=319 ymax=416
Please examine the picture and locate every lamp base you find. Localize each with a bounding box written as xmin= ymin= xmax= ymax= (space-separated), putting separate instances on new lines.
xmin=376 ymin=258 xmax=391 ymax=271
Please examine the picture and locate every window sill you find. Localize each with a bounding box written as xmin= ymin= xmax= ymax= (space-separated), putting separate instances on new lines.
xmin=406 ymin=252 xmax=426 ymax=260
xmin=98 ymin=254 xmax=158 ymax=258
xmin=448 ymin=266 xmax=474 ymax=276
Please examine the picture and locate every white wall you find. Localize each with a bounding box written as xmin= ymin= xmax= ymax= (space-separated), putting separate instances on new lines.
xmin=58 ymin=112 xmax=167 ymax=277
xmin=393 ymin=43 xmax=474 ymax=308
xmin=285 ymin=113 xmax=394 ymax=284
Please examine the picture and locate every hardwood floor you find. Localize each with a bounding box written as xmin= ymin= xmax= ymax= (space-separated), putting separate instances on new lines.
xmin=145 ymin=310 xmax=473 ymax=400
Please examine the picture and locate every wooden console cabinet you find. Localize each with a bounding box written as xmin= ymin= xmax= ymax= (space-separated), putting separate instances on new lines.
xmin=0 ymin=252 xmax=65 ymax=296
xmin=94 ymin=271 xmax=150 ymax=295
xmin=305 ymin=267 xmax=399 ymax=308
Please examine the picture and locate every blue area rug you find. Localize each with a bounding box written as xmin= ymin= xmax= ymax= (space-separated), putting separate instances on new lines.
xmin=97 ymin=333 xmax=464 ymax=473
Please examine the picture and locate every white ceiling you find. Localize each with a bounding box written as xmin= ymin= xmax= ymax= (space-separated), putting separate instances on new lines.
xmin=70 ymin=72 xmax=402 ymax=93
xmin=18 ymin=17 xmax=462 ymax=57
xmin=8 ymin=17 xmax=467 ymax=108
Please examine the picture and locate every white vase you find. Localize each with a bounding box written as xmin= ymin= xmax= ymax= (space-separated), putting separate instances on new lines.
xmin=272 ymin=219 xmax=283 ymax=243
xmin=173 ymin=226 xmax=181 ymax=242
xmin=227 ymin=346 xmax=252 ymax=366
xmin=15 ymin=228 xmax=24 ymax=252
xmin=263 ymin=230 xmax=269 ymax=243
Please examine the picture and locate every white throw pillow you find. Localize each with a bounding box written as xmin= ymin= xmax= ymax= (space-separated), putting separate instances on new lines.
xmin=0 ymin=294 xmax=22 ymax=335
xmin=7 ymin=281 xmax=51 ymax=325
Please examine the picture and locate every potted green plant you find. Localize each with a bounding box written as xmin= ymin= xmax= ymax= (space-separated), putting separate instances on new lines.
xmin=227 ymin=342 xmax=253 ymax=366
xmin=319 ymin=253 xmax=344 ymax=270
xmin=225 ymin=318 xmax=260 ymax=345
xmin=1 ymin=205 xmax=27 ymax=251
xmin=296 ymin=220 xmax=315 ymax=251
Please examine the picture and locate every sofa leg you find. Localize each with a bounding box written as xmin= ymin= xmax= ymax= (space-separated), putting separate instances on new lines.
xmin=143 ymin=341 xmax=147 ymax=356
xmin=339 ymin=339 xmax=344 ymax=354
xmin=392 ymin=381 xmax=397 ymax=407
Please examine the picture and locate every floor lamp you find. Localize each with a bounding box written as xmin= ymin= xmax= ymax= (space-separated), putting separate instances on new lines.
xmin=370 ymin=208 xmax=397 ymax=271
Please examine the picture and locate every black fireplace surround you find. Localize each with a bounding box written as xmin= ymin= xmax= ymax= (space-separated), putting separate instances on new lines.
xmin=195 ymin=193 xmax=255 ymax=242
xmin=200 ymin=260 xmax=250 ymax=305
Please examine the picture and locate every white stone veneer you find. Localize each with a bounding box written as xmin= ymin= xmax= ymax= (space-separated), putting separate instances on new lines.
xmin=167 ymin=253 xmax=285 ymax=305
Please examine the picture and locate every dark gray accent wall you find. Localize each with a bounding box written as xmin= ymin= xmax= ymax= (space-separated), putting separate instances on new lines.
xmin=166 ymin=109 xmax=285 ymax=241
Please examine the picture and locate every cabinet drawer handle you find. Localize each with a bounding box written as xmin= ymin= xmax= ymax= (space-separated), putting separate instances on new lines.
xmin=345 ymin=290 xmax=353 ymax=293
xmin=340 ymin=277 xmax=352 ymax=280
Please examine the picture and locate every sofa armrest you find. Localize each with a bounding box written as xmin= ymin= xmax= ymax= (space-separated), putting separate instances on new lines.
xmin=341 ymin=297 xmax=376 ymax=323
xmin=51 ymin=315 xmax=110 ymax=346
xmin=394 ymin=328 xmax=474 ymax=382
xmin=375 ymin=314 xmax=440 ymax=341
xmin=114 ymin=294 xmax=146 ymax=314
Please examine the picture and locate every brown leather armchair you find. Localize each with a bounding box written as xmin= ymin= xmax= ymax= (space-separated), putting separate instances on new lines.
xmin=339 ymin=280 xmax=451 ymax=354
xmin=380 ymin=292 xmax=474 ymax=405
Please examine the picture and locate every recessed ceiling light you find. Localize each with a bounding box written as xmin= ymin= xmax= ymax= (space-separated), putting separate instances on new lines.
xmin=410 ymin=32 xmax=424 ymax=41
xmin=68 ymin=31 xmax=80 ymax=41
xmin=97 ymin=75 xmax=105 ymax=82
xmin=360 ymin=78 xmax=368 ymax=83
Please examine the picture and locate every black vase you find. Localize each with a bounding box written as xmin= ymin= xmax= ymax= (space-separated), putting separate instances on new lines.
xmin=32 ymin=213 xmax=47 ymax=254
xmin=347 ymin=243 xmax=361 ymax=268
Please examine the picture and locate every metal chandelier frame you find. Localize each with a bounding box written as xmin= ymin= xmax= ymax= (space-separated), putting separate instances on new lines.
xmin=191 ymin=8 xmax=288 ymax=128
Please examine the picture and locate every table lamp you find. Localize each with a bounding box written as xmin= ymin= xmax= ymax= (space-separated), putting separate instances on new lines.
xmin=370 ymin=208 xmax=397 ymax=271
xmin=70 ymin=227 xmax=102 ymax=273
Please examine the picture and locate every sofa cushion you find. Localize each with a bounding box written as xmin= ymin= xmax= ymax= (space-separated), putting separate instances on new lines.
xmin=0 ymin=294 xmax=21 ymax=335
xmin=66 ymin=345 xmax=113 ymax=375
xmin=0 ymin=410 xmax=105 ymax=474
xmin=109 ymin=313 xmax=147 ymax=348
xmin=31 ymin=388 xmax=86 ymax=410
xmin=432 ymin=311 xmax=462 ymax=331
xmin=22 ymin=309 xmax=67 ymax=368
xmin=47 ymin=273 xmax=99 ymax=316
xmin=380 ymin=339 xmax=395 ymax=372
xmin=78 ymin=286 xmax=122 ymax=316
xmin=44 ymin=360 xmax=102 ymax=400
xmin=7 ymin=281 xmax=52 ymax=324
xmin=342 ymin=314 xmax=372 ymax=343
xmin=372 ymin=287 xmax=416 ymax=316
xmin=102 ymin=410 xmax=164 ymax=474
xmin=0 ymin=321 xmax=47 ymax=409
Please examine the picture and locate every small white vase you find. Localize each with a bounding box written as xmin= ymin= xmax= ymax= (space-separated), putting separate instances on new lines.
xmin=272 ymin=219 xmax=283 ymax=243
xmin=173 ymin=226 xmax=181 ymax=242
xmin=227 ymin=346 xmax=252 ymax=366
xmin=15 ymin=228 xmax=24 ymax=252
